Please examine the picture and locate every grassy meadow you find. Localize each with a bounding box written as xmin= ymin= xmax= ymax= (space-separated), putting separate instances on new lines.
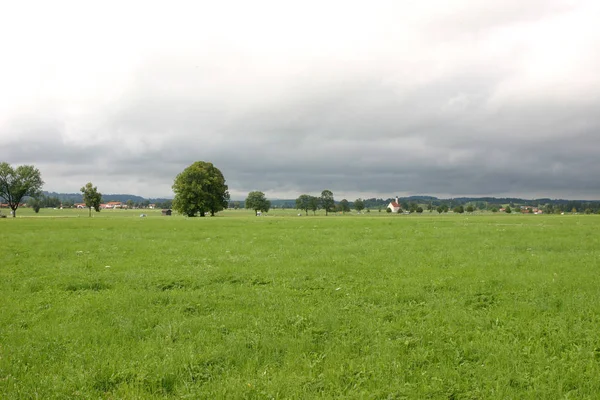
xmin=1 ymin=209 xmax=600 ymax=398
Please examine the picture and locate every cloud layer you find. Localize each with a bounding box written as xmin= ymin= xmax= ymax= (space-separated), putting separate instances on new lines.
xmin=1 ymin=0 xmax=599 ymax=199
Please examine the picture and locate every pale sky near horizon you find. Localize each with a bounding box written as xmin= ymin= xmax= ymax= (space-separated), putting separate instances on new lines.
xmin=1 ymin=0 xmax=600 ymax=200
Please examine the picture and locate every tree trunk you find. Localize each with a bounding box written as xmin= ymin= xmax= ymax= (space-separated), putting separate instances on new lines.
xmin=11 ymin=206 xmax=16 ymax=218
xmin=255 ymin=210 xmax=258 ymax=216
xmin=89 ymin=207 xmax=92 ymax=217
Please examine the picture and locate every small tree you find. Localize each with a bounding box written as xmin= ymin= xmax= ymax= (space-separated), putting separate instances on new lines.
xmin=339 ymin=199 xmax=350 ymax=214
xmin=245 ymin=191 xmax=271 ymax=216
xmin=0 ymin=163 xmax=44 ymax=218
xmin=308 ymin=196 xmax=320 ymax=215
xmin=27 ymin=198 xmax=42 ymax=213
xmin=505 ymin=206 xmax=512 ymax=214
xmin=453 ymin=205 xmax=464 ymax=214
xmin=416 ymin=206 xmax=423 ymax=213
xmin=466 ymin=205 xmax=474 ymax=213
xmin=81 ymin=182 xmax=102 ymax=217
xmin=296 ymin=194 xmax=311 ymax=215
xmin=354 ymin=198 xmax=365 ymax=213
xmin=320 ymin=190 xmax=335 ymax=216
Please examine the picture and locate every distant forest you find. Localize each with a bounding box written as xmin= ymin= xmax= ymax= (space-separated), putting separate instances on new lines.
xmin=3 ymin=192 xmax=600 ymax=214
xmin=234 ymin=195 xmax=600 ymax=214
xmin=21 ymin=192 xmax=174 ymax=209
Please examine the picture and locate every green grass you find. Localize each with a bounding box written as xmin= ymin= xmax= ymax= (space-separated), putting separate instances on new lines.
xmin=2 ymin=212 xmax=600 ymax=398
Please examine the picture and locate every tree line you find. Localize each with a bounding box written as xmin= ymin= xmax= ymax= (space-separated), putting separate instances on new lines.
xmin=3 ymin=160 xmax=600 ymax=218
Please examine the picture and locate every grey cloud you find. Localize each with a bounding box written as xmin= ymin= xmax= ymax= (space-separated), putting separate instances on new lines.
xmin=2 ymin=1 xmax=599 ymax=199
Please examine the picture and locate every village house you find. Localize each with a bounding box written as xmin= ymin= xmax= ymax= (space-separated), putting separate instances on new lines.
xmin=387 ymin=197 xmax=402 ymax=213
xmin=105 ymin=201 xmax=123 ymax=209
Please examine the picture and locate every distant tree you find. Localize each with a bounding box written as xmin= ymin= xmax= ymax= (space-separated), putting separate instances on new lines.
xmin=172 ymin=161 xmax=229 ymax=217
xmin=43 ymin=196 xmax=61 ymax=208
xmin=295 ymin=194 xmax=311 ymax=215
xmin=416 ymin=206 xmax=424 ymax=213
xmin=354 ymin=198 xmax=365 ymax=213
xmin=514 ymin=206 xmax=521 ymax=213
xmin=80 ymin=182 xmax=102 ymax=217
xmin=233 ymin=201 xmax=241 ymax=210
xmin=245 ymin=191 xmax=271 ymax=216
xmin=0 ymin=163 xmax=44 ymax=218
xmin=409 ymin=202 xmax=418 ymax=213
xmin=156 ymin=200 xmax=173 ymax=209
xmin=27 ymin=197 xmax=41 ymax=213
xmin=339 ymin=199 xmax=350 ymax=214
xmin=466 ymin=205 xmax=474 ymax=213
xmin=320 ymin=190 xmax=335 ymax=216
xmin=308 ymin=196 xmax=320 ymax=215
xmin=453 ymin=205 xmax=465 ymax=214
xmin=126 ymin=199 xmax=134 ymax=209
xmin=505 ymin=206 xmax=512 ymax=214
xmin=436 ymin=206 xmax=443 ymax=214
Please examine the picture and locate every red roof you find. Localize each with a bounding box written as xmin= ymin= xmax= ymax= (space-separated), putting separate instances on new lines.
xmin=390 ymin=201 xmax=401 ymax=208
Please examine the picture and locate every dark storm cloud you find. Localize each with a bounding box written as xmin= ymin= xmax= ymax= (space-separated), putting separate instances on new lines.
xmin=1 ymin=0 xmax=599 ymax=199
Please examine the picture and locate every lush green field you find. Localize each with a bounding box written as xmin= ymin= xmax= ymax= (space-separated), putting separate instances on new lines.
xmin=2 ymin=212 xmax=600 ymax=398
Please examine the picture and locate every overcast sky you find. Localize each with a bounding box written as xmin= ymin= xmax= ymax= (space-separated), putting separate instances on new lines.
xmin=1 ymin=0 xmax=599 ymax=200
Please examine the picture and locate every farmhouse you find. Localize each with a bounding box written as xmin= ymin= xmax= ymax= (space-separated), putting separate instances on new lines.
xmin=106 ymin=201 xmax=123 ymax=209
xmin=387 ymin=197 xmax=402 ymax=213
xmin=161 ymin=209 xmax=172 ymax=216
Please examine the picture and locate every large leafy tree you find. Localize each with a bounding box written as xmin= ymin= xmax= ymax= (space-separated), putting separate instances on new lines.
xmin=172 ymin=161 xmax=229 ymax=217
xmin=321 ymin=190 xmax=335 ymax=216
xmin=0 ymin=162 xmax=44 ymax=218
xmin=296 ymin=194 xmax=311 ymax=215
xmin=245 ymin=191 xmax=271 ymax=216
xmin=80 ymin=182 xmax=102 ymax=217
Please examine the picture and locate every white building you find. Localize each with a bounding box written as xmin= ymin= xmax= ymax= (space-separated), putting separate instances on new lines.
xmin=387 ymin=197 xmax=402 ymax=213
